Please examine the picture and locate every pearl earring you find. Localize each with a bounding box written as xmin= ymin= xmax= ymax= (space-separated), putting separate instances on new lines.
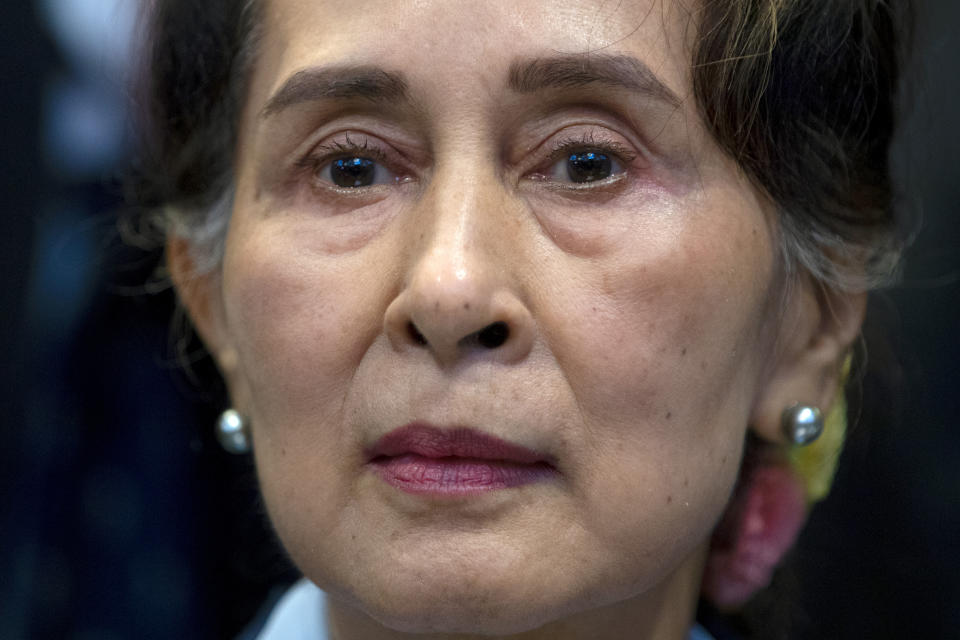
xmin=781 ymin=404 xmax=824 ymax=446
xmin=216 ymin=409 xmax=251 ymax=454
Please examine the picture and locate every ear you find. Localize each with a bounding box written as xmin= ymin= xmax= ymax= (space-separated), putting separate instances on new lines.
xmin=166 ymin=235 xmax=242 ymax=390
xmin=750 ymin=276 xmax=866 ymax=444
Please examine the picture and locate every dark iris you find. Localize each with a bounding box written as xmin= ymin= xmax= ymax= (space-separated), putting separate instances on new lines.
xmin=566 ymin=151 xmax=613 ymax=183
xmin=331 ymin=157 xmax=376 ymax=187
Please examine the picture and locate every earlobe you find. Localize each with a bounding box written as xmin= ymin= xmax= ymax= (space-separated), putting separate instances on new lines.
xmin=750 ymin=276 xmax=866 ymax=445
xmin=704 ymin=282 xmax=865 ymax=609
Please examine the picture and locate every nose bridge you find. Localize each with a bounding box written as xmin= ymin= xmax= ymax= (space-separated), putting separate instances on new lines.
xmin=413 ymin=162 xmax=502 ymax=297
xmin=384 ymin=156 xmax=534 ymax=366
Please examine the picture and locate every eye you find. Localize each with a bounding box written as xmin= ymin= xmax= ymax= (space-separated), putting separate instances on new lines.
xmin=319 ymin=155 xmax=398 ymax=188
xmin=561 ymin=151 xmax=620 ymax=183
xmin=538 ymin=144 xmax=631 ymax=185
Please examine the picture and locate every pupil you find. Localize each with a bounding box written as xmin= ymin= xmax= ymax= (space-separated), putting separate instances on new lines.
xmin=566 ymin=151 xmax=612 ymax=183
xmin=331 ymin=157 xmax=376 ymax=187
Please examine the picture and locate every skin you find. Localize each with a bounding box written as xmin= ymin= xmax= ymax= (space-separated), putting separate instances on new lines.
xmin=171 ymin=0 xmax=866 ymax=638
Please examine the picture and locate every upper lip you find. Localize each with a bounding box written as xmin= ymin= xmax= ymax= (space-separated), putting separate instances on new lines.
xmin=365 ymin=423 xmax=552 ymax=465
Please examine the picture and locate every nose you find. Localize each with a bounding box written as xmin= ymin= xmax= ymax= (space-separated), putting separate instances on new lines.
xmin=383 ymin=173 xmax=535 ymax=367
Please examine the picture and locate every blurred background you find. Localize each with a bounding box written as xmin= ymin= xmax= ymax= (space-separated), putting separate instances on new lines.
xmin=0 ymin=1 xmax=956 ymax=639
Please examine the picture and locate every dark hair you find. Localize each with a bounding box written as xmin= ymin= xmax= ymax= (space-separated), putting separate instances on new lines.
xmin=693 ymin=0 xmax=910 ymax=290
xmin=132 ymin=0 xmax=260 ymax=272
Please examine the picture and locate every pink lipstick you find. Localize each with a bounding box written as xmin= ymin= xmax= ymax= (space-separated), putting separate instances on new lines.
xmin=366 ymin=424 xmax=557 ymax=497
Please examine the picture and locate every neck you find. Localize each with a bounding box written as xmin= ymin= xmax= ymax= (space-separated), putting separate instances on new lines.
xmin=324 ymin=544 xmax=707 ymax=640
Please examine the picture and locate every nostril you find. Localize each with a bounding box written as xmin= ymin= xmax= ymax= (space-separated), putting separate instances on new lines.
xmin=408 ymin=322 xmax=428 ymax=346
xmin=476 ymin=321 xmax=509 ymax=349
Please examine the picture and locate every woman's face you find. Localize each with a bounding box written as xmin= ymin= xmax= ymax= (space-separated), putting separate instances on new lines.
xmin=207 ymin=0 xmax=790 ymax=634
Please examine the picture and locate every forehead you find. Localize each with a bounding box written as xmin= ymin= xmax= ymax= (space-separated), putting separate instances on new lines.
xmin=254 ymin=0 xmax=694 ymax=103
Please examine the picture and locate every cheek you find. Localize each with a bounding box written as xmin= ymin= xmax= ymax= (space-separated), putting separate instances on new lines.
xmin=551 ymin=222 xmax=773 ymax=432
xmin=543 ymin=201 xmax=775 ymax=551
xmin=219 ymin=218 xmax=401 ymax=557
xmin=221 ymin=216 xmax=390 ymax=435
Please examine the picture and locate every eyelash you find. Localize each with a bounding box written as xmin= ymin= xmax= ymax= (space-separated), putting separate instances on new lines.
xmin=296 ymin=134 xmax=399 ymax=184
xmin=295 ymin=130 xmax=640 ymax=192
xmin=532 ymin=132 xmax=638 ymax=183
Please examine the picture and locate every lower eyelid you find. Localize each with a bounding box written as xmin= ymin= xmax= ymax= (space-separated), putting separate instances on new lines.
xmin=306 ymin=168 xmax=416 ymax=201
xmin=535 ymin=171 xmax=629 ymax=191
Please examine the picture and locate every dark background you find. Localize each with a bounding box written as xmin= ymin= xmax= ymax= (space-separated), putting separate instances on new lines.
xmin=1 ymin=2 xmax=957 ymax=639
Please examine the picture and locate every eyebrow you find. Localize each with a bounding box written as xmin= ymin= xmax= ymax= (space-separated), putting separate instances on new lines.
xmin=508 ymin=54 xmax=681 ymax=107
xmin=261 ymin=54 xmax=681 ymax=119
xmin=261 ymin=65 xmax=409 ymax=118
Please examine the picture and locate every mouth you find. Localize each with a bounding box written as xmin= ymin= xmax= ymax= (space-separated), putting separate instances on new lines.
xmin=365 ymin=423 xmax=559 ymax=497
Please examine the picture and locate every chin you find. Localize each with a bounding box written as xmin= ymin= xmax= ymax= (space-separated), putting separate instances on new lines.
xmin=364 ymin=593 xmax=568 ymax=636
xmin=349 ymin=554 xmax=661 ymax=638
xmin=338 ymin=559 xmax=592 ymax=636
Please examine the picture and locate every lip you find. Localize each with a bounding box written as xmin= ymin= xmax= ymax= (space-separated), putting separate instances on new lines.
xmin=365 ymin=423 xmax=558 ymax=497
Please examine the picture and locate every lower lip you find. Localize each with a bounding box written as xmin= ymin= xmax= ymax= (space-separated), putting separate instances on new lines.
xmin=370 ymin=454 xmax=557 ymax=497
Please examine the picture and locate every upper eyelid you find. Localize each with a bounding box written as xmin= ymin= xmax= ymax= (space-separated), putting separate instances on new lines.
xmin=296 ymin=134 xmax=407 ymax=179
xmin=525 ymin=130 xmax=642 ymax=179
xmin=302 ymin=133 xmax=386 ymax=161
xmin=545 ymin=137 xmax=637 ymax=163
xmin=514 ymin=113 xmax=643 ymax=153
